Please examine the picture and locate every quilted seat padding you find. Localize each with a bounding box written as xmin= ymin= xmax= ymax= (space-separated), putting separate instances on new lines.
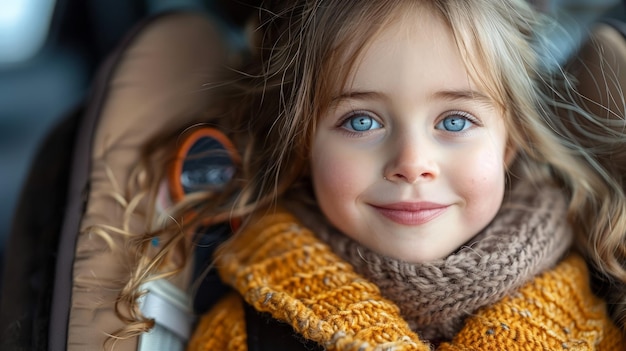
xmin=68 ymin=12 xmax=230 ymax=351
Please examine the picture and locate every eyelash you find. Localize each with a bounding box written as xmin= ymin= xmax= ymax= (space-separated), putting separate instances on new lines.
xmin=336 ymin=110 xmax=383 ymax=136
xmin=437 ymin=110 xmax=482 ymax=131
xmin=446 ymin=110 xmax=480 ymax=123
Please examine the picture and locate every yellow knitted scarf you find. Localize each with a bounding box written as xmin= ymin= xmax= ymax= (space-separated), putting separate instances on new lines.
xmin=189 ymin=210 xmax=625 ymax=350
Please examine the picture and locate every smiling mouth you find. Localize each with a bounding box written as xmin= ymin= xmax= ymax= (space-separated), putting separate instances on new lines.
xmin=371 ymin=203 xmax=449 ymax=226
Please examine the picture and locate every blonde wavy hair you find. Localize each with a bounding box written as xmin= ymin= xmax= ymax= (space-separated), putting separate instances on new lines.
xmin=108 ymin=0 xmax=626 ymax=342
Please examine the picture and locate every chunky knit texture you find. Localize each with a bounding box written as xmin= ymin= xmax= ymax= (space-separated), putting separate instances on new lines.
xmin=187 ymin=210 xmax=625 ymax=351
xmin=318 ymin=180 xmax=573 ymax=340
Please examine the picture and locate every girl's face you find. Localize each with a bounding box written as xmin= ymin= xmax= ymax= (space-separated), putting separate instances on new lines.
xmin=310 ymin=10 xmax=513 ymax=263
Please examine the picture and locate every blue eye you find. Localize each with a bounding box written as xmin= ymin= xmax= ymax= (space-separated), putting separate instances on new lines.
xmin=436 ymin=113 xmax=474 ymax=132
xmin=343 ymin=114 xmax=382 ymax=132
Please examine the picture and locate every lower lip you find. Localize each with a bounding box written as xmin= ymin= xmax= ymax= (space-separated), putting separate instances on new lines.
xmin=372 ymin=206 xmax=448 ymax=226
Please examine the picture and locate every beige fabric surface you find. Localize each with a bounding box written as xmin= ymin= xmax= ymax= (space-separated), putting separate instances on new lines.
xmin=69 ymin=12 xmax=230 ymax=351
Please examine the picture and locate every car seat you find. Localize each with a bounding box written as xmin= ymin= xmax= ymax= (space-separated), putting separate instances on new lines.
xmin=0 ymin=10 xmax=237 ymax=351
xmin=2 ymin=8 xmax=626 ymax=351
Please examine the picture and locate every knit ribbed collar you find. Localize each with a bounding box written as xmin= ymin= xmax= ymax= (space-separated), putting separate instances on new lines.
xmin=310 ymin=180 xmax=573 ymax=342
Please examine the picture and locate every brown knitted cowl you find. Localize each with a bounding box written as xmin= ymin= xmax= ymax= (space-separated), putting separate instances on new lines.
xmin=303 ymin=180 xmax=573 ymax=342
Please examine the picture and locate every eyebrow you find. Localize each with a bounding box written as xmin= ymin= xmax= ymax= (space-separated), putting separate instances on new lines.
xmin=331 ymin=91 xmax=388 ymax=104
xmin=432 ymin=90 xmax=493 ymax=104
xmin=331 ymin=89 xmax=493 ymax=105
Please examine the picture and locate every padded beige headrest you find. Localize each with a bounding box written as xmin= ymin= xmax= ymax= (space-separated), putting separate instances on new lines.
xmin=69 ymin=12 xmax=230 ymax=351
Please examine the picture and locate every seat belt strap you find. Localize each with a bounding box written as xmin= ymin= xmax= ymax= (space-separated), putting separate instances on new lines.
xmin=138 ymin=279 xmax=195 ymax=351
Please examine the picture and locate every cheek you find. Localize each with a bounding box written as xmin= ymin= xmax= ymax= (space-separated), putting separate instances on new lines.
xmin=311 ymin=148 xmax=357 ymax=204
xmin=310 ymin=139 xmax=375 ymax=217
xmin=458 ymin=143 xmax=507 ymax=217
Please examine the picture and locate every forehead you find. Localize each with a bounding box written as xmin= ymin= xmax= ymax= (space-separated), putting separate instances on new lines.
xmin=342 ymin=8 xmax=481 ymax=98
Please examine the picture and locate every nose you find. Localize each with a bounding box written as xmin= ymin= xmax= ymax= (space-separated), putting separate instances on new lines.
xmin=383 ymin=135 xmax=439 ymax=183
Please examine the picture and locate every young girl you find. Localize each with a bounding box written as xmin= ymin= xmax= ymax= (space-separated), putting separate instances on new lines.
xmin=113 ymin=0 xmax=626 ymax=349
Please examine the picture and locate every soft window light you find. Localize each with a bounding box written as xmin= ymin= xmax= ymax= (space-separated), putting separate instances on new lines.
xmin=0 ymin=0 xmax=56 ymax=64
